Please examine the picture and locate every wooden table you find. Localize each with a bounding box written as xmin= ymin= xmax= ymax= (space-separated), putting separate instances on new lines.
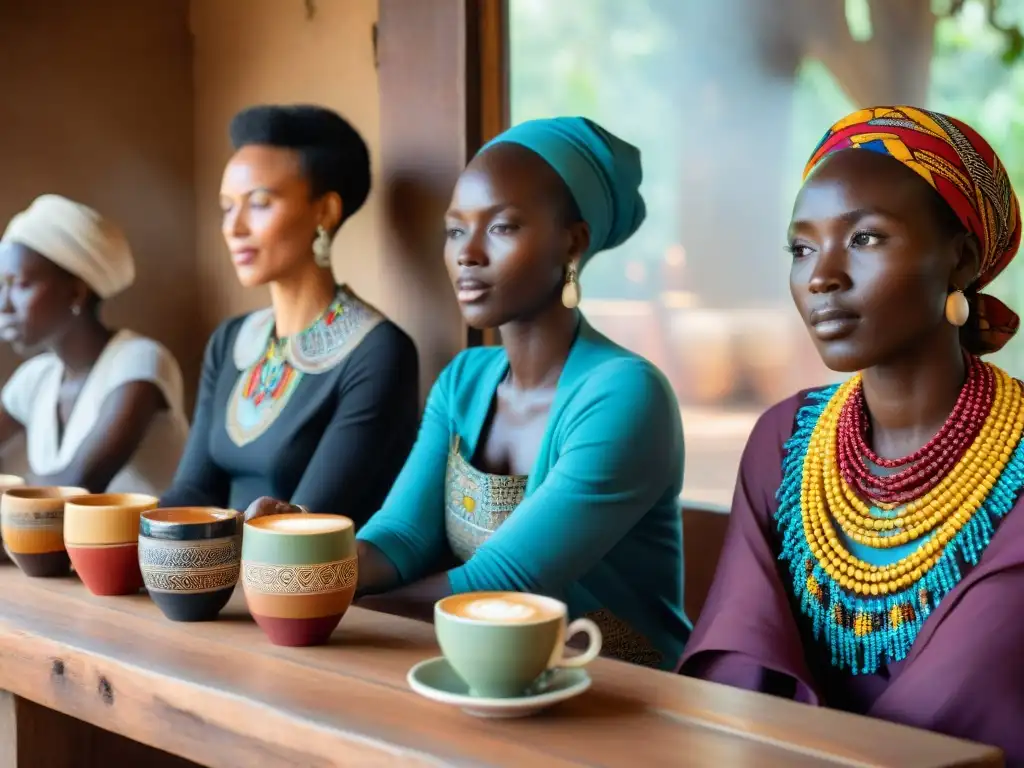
xmin=0 ymin=568 xmax=1002 ymax=767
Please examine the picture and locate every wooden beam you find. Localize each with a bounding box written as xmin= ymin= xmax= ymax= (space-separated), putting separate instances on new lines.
xmin=377 ymin=0 xmax=509 ymax=389
xmin=471 ymin=0 xmax=509 ymax=348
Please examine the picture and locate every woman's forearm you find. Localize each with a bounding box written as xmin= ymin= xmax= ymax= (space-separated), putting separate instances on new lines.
xmin=355 ymin=540 xmax=402 ymax=596
xmin=355 ymin=572 xmax=452 ymax=623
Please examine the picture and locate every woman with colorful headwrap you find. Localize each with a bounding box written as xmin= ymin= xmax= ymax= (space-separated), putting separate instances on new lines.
xmin=679 ymin=106 xmax=1024 ymax=758
xmin=245 ymin=116 xmax=691 ymax=668
xmin=0 ymin=194 xmax=188 ymax=495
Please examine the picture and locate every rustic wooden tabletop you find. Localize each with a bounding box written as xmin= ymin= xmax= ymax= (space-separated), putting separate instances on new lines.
xmin=0 ymin=569 xmax=1003 ymax=767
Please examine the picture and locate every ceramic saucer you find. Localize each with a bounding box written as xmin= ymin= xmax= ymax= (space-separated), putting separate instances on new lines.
xmin=407 ymin=656 xmax=591 ymax=718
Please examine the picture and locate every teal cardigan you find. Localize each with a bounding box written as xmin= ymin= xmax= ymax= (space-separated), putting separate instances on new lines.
xmin=357 ymin=320 xmax=692 ymax=667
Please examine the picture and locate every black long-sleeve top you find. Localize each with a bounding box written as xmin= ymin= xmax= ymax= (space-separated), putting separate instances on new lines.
xmin=160 ymin=288 xmax=419 ymax=526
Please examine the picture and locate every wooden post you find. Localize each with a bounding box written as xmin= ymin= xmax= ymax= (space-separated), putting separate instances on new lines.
xmin=377 ymin=0 xmax=509 ymax=400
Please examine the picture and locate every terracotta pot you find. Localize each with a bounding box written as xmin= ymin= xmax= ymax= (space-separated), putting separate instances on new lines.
xmin=732 ymin=309 xmax=801 ymax=407
xmin=139 ymin=508 xmax=241 ymax=622
xmin=581 ymin=299 xmax=673 ymax=373
xmin=64 ymin=493 xmax=158 ymax=596
xmin=242 ymin=513 xmax=357 ymax=647
xmin=664 ymin=309 xmax=736 ymax=405
xmin=1 ymin=486 xmax=87 ymax=577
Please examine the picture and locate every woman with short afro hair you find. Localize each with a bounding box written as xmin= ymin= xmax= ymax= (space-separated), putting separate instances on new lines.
xmin=160 ymin=104 xmax=419 ymax=525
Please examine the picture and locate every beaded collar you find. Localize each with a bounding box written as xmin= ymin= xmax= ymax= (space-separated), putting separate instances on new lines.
xmin=775 ymin=369 xmax=1024 ymax=674
xmin=232 ymin=285 xmax=382 ymax=374
xmin=226 ymin=285 xmax=383 ymax=447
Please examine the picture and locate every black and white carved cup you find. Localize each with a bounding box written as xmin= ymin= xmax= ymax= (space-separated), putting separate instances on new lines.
xmin=139 ymin=508 xmax=242 ymax=622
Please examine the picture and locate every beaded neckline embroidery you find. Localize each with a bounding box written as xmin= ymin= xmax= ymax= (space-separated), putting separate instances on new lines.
xmin=226 ymin=286 xmax=383 ymax=447
xmin=775 ymin=377 xmax=1024 ymax=674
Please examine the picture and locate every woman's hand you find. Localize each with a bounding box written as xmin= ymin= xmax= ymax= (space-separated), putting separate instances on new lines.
xmin=242 ymin=496 xmax=304 ymax=522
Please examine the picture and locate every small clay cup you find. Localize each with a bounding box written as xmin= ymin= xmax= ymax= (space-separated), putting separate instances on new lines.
xmin=1 ymin=486 xmax=87 ymax=577
xmin=242 ymin=513 xmax=357 ymax=646
xmin=65 ymin=493 xmax=158 ymax=596
xmin=139 ymin=507 xmax=241 ymax=622
xmin=0 ymin=475 xmax=26 ymax=562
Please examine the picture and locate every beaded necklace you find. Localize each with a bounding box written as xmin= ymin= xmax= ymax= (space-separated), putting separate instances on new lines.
xmin=241 ymin=297 xmax=344 ymax=406
xmin=836 ymin=354 xmax=993 ymax=506
xmin=775 ymin=361 xmax=1024 ymax=674
xmin=227 ymin=292 xmax=351 ymax=448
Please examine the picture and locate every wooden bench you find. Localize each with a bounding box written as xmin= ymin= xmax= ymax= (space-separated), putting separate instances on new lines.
xmin=682 ymin=501 xmax=730 ymax=622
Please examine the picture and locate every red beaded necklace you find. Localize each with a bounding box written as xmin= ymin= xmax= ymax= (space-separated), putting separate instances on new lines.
xmin=836 ymin=353 xmax=995 ymax=506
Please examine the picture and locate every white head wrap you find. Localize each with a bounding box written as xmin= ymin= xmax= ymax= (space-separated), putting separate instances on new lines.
xmin=1 ymin=195 xmax=135 ymax=299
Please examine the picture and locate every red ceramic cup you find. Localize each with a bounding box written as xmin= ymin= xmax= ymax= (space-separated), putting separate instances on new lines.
xmin=64 ymin=493 xmax=158 ymax=596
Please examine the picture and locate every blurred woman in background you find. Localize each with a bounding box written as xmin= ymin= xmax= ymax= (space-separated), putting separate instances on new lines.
xmin=161 ymin=104 xmax=419 ymax=524
xmin=0 ymin=194 xmax=187 ymax=494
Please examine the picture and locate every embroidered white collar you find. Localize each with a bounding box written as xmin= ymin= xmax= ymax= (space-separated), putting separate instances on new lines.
xmin=232 ymin=284 xmax=383 ymax=375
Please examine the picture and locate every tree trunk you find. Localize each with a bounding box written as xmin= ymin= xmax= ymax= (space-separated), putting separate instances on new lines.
xmin=664 ymin=0 xmax=804 ymax=308
xmin=805 ymin=0 xmax=935 ymax=106
xmin=663 ymin=0 xmax=936 ymax=310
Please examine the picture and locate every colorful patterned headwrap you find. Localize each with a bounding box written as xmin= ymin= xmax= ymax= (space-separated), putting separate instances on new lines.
xmin=804 ymin=106 xmax=1022 ymax=355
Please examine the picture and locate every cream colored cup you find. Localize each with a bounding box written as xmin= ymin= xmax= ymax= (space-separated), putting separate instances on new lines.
xmin=64 ymin=493 xmax=158 ymax=546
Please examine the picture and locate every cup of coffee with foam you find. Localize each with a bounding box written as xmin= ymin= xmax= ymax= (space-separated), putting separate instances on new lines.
xmin=434 ymin=591 xmax=602 ymax=698
xmin=242 ymin=513 xmax=358 ymax=646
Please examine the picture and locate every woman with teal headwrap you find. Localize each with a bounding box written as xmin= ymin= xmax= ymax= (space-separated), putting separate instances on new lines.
xmin=246 ymin=117 xmax=691 ymax=668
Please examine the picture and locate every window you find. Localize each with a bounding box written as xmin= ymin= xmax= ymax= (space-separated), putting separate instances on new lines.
xmin=509 ymin=0 xmax=1024 ymax=506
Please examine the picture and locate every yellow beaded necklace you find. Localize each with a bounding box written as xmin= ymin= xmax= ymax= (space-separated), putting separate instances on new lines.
xmin=775 ymin=365 xmax=1024 ymax=673
xmin=801 ymin=364 xmax=1024 ymax=597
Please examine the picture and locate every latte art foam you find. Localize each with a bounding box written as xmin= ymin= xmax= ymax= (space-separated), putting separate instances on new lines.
xmin=462 ymin=597 xmax=538 ymax=622
xmin=441 ymin=591 xmax=564 ymax=624
xmin=264 ymin=517 xmax=342 ymax=533
xmin=249 ymin=512 xmax=353 ymax=535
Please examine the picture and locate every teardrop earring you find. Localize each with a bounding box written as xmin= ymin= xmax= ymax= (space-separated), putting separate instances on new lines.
xmin=945 ymin=288 xmax=969 ymax=327
xmin=313 ymin=225 xmax=332 ymax=269
xmin=561 ymin=260 xmax=581 ymax=309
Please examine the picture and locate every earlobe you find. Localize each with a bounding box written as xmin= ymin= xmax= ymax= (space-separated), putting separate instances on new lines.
xmin=73 ymin=282 xmax=90 ymax=316
xmin=953 ymin=232 xmax=982 ymax=288
xmin=320 ymin=192 xmax=344 ymax=234
xmin=570 ymin=221 xmax=591 ymax=261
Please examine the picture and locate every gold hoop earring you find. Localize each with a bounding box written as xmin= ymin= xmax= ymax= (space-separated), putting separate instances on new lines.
xmin=945 ymin=288 xmax=969 ymax=327
xmin=561 ymin=261 xmax=581 ymax=309
xmin=313 ymin=225 xmax=332 ymax=269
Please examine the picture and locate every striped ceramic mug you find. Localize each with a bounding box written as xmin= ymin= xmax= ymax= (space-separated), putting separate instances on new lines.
xmin=241 ymin=513 xmax=357 ymax=646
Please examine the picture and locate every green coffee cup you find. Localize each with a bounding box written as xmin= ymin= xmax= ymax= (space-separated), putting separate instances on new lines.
xmin=434 ymin=591 xmax=602 ymax=698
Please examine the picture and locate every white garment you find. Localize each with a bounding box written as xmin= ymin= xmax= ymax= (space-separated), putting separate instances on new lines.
xmin=0 ymin=330 xmax=188 ymax=496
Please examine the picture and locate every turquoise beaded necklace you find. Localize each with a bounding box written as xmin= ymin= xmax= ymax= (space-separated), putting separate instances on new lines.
xmin=774 ymin=385 xmax=1024 ymax=674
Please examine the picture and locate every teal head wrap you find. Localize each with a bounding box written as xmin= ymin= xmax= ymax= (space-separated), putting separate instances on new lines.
xmin=480 ymin=117 xmax=646 ymax=264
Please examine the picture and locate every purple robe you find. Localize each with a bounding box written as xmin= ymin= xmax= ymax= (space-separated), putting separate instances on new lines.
xmin=678 ymin=393 xmax=1024 ymax=764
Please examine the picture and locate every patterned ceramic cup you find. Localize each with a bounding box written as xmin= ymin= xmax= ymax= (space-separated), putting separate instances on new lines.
xmin=242 ymin=513 xmax=357 ymax=646
xmin=64 ymin=493 xmax=158 ymax=596
xmin=0 ymin=475 xmax=26 ymax=562
xmin=1 ymin=486 xmax=87 ymax=577
xmin=139 ymin=508 xmax=241 ymax=622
